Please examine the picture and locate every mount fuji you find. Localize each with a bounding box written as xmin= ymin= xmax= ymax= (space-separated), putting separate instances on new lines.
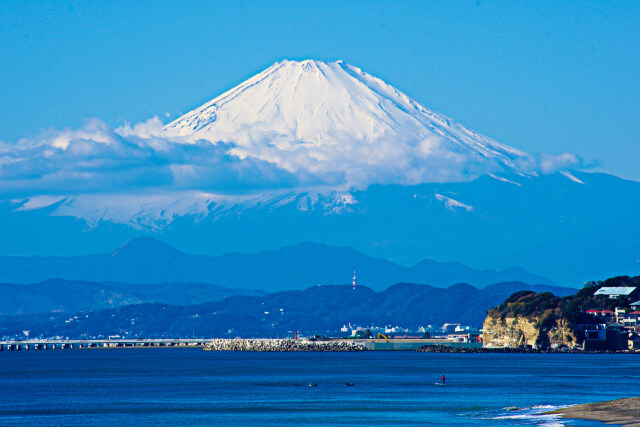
xmin=1 ymin=59 xmax=639 ymax=285
xmin=165 ymin=59 xmax=533 ymax=186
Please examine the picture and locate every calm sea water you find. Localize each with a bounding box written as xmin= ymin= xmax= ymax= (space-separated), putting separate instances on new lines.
xmin=0 ymin=349 xmax=636 ymax=426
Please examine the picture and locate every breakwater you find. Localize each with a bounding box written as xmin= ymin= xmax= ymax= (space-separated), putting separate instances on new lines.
xmin=416 ymin=344 xmax=633 ymax=353
xmin=365 ymin=340 xmax=482 ymax=351
xmin=203 ymin=339 xmax=367 ymax=352
xmin=418 ymin=344 xmax=554 ymax=353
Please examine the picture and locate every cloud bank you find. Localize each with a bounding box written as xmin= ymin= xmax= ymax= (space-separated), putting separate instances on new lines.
xmin=0 ymin=117 xmax=582 ymax=226
xmin=0 ymin=118 xmax=305 ymax=199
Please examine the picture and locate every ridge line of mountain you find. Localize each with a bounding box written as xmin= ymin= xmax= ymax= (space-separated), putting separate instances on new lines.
xmin=0 ymin=237 xmax=555 ymax=291
xmin=0 ymin=281 xmax=578 ymax=338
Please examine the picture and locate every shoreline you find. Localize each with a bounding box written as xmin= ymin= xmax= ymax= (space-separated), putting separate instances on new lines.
xmin=417 ymin=344 xmax=638 ymax=354
xmin=547 ymin=397 xmax=640 ymax=426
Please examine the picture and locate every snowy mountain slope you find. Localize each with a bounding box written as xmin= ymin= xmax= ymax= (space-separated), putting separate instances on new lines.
xmin=3 ymin=170 xmax=640 ymax=285
xmin=165 ymin=60 xmax=532 ymax=186
xmin=15 ymin=190 xmax=358 ymax=229
xmin=5 ymin=59 xmax=581 ymax=228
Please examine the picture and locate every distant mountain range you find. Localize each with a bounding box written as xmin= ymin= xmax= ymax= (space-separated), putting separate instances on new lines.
xmin=0 ymin=278 xmax=263 ymax=316
xmin=0 ymin=282 xmax=576 ymax=339
xmin=3 ymin=172 xmax=640 ymax=286
xmin=0 ymin=237 xmax=554 ymax=293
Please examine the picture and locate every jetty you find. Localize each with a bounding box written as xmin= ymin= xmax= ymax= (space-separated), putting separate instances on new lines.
xmin=203 ymin=338 xmax=367 ymax=351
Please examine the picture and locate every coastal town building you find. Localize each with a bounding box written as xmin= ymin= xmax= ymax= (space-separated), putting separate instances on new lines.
xmin=593 ymin=286 xmax=639 ymax=300
xmin=446 ymin=332 xmax=482 ymax=343
xmin=629 ymin=332 xmax=640 ymax=350
xmin=442 ymin=323 xmax=461 ymax=333
xmin=340 ymin=324 xmax=409 ymax=337
xmin=340 ymin=323 xmax=478 ymax=338
xmin=418 ymin=326 xmax=434 ymax=334
xmin=580 ymin=323 xmax=629 ymax=351
xmin=582 ymin=287 xmax=640 ymax=350
xmin=585 ymin=309 xmax=614 ymax=323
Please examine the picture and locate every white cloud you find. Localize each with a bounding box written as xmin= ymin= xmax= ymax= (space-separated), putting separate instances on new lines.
xmin=539 ymin=152 xmax=582 ymax=174
xmin=515 ymin=152 xmax=583 ymax=176
xmin=0 ymin=118 xmax=303 ymax=200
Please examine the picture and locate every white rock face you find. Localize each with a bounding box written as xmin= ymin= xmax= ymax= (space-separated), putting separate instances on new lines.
xmin=166 ymin=59 xmax=532 ymax=187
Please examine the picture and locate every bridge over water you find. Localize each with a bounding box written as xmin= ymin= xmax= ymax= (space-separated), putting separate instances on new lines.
xmin=0 ymin=338 xmax=207 ymax=351
xmin=0 ymin=338 xmax=484 ymax=352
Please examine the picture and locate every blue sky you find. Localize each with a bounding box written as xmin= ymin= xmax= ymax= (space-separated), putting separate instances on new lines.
xmin=1 ymin=1 xmax=639 ymax=180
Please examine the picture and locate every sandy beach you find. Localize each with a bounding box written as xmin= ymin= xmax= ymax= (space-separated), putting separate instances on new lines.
xmin=548 ymin=397 xmax=640 ymax=426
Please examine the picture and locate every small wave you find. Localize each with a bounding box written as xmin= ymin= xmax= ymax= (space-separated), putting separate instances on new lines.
xmin=473 ymin=404 xmax=573 ymax=426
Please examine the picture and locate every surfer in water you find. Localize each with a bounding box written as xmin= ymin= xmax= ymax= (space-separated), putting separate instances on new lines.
xmin=440 ymin=375 xmax=445 ymax=385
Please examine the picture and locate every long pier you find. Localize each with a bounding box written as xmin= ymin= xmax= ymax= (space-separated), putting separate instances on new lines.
xmin=0 ymin=338 xmax=207 ymax=351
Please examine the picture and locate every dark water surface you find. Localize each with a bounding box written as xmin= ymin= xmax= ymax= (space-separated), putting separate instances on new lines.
xmin=0 ymin=348 xmax=637 ymax=425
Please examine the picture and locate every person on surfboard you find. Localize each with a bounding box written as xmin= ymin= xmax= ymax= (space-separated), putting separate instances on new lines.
xmin=440 ymin=375 xmax=445 ymax=385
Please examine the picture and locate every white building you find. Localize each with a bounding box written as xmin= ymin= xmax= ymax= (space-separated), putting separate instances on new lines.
xmin=594 ymin=287 xmax=638 ymax=300
xmin=442 ymin=323 xmax=461 ymax=333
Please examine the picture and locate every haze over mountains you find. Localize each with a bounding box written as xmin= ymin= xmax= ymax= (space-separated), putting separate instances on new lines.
xmin=0 ymin=237 xmax=553 ymax=293
xmin=1 ymin=60 xmax=638 ymax=284
xmin=0 ymin=278 xmax=263 ymax=316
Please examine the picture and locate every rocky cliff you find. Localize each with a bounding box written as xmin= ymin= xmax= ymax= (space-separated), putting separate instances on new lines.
xmin=482 ymin=311 xmax=577 ymax=349
xmin=482 ymin=290 xmax=578 ymax=349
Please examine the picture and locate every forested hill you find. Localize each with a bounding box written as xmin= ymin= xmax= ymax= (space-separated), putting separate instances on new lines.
xmin=0 ymin=281 xmax=574 ymax=339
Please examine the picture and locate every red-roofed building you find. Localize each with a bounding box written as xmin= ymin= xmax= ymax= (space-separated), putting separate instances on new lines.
xmin=585 ymin=310 xmax=616 ymax=324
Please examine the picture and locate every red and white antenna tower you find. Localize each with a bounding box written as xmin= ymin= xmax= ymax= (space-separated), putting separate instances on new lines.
xmin=352 ymin=270 xmax=357 ymax=289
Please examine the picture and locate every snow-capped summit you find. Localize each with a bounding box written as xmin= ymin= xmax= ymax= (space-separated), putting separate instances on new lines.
xmin=166 ymin=59 xmax=532 ymax=186
xmin=4 ymin=59 xmax=582 ymax=232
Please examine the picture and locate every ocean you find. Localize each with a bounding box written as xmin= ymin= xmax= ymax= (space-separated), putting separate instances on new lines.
xmin=0 ymin=348 xmax=635 ymax=425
